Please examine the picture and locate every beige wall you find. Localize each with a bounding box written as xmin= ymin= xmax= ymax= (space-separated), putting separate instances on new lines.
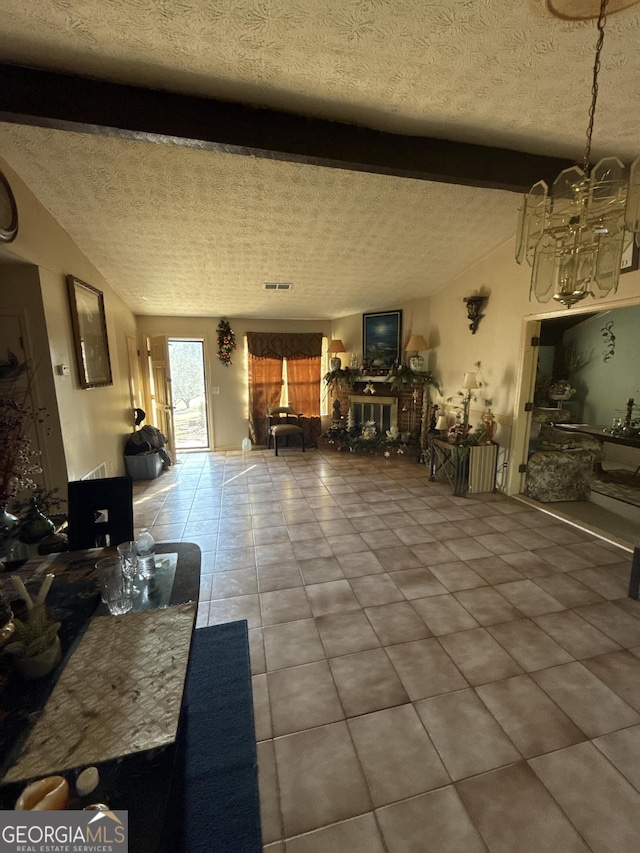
xmin=136 ymin=316 xmax=328 ymax=450
xmin=0 ymin=157 xmax=138 ymax=491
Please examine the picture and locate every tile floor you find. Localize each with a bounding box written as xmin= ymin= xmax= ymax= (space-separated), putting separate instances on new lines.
xmin=133 ymin=448 xmax=640 ymax=852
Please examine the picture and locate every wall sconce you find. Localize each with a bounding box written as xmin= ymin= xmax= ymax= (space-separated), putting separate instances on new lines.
xmin=405 ymin=334 xmax=429 ymax=371
xmin=328 ymin=339 xmax=346 ymax=370
xmin=463 ymin=295 xmax=486 ymax=334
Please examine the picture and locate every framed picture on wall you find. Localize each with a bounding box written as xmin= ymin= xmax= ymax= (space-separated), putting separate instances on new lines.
xmin=363 ymin=310 xmax=402 ymax=368
xmin=621 ymin=240 xmax=639 ymax=275
xmin=67 ymin=275 xmax=113 ymax=388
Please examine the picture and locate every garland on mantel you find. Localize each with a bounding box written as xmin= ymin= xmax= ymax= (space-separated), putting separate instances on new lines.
xmin=216 ymin=318 xmax=236 ymax=366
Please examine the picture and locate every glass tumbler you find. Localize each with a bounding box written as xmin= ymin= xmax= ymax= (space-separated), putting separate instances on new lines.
xmin=96 ymin=556 xmax=133 ymax=616
xmin=117 ymin=541 xmax=139 ymax=581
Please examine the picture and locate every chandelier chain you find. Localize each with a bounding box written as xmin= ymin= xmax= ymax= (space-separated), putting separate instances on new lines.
xmin=582 ymin=0 xmax=608 ymax=174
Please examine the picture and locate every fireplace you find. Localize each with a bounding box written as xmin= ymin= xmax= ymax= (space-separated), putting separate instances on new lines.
xmin=349 ymin=395 xmax=399 ymax=434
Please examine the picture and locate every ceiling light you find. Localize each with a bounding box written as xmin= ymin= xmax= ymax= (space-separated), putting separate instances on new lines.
xmin=516 ymin=0 xmax=640 ymax=308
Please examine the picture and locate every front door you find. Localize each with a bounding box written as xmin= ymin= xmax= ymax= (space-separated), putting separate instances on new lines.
xmin=148 ymin=336 xmax=176 ymax=463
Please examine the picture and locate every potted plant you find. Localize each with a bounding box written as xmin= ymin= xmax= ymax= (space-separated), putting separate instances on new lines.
xmin=2 ymin=574 xmax=61 ymax=680
xmin=386 ymin=364 xmax=436 ymax=393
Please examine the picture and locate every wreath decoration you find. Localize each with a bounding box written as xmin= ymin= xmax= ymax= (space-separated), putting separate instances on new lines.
xmin=216 ymin=318 xmax=236 ymax=366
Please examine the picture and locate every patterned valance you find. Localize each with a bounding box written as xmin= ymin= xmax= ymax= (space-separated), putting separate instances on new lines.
xmin=246 ymin=332 xmax=323 ymax=360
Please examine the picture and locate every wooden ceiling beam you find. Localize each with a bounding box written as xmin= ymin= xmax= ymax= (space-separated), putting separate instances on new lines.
xmin=0 ymin=63 xmax=574 ymax=193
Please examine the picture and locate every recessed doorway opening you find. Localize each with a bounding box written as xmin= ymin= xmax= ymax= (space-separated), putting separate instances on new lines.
xmin=168 ymin=339 xmax=209 ymax=450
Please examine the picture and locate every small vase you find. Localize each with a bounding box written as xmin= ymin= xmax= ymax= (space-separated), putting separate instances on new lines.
xmin=19 ymin=498 xmax=55 ymax=545
xmin=14 ymin=635 xmax=62 ymax=681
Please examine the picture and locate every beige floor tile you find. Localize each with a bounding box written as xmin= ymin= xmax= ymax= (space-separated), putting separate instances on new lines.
xmin=438 ymin=628 xmax=523 ymax=686
xmin=530 ymin=741 xmax=640 ymax=853
xmin=569 ymin=541 xmax=628 ymax=565
xmin=257 ymin=739 xmax=283 ymax=844
xmin=260 ymin=587 xmax=313 ymax=626
xmin=394 ymin=525 xmax=437 ymax=545
xmin=410 ymin=541 xmax=460 ymax=566
xmin=495 ymin=579 xmax=565 ymax=616
xmin=210 ymin=567 xmax=257 ymax=599
xmin=421 ymin=559 xmax=486 ymax=592
xmin=285 ymin=814 xmax=386 ymax=853
xmin=443 ymin=537 xmax=494 ymax=562
xmin=532 ymin=573 xmax=604 ymax=608
xmin=483 ymin=513 xmax=525 ymax=533
xmin=274 ymin=722 xmax=372 ymax=837
xmin=582 ymin=649 xmax=640 ymax=712
xmin=263 ymin=618 xmax=326 ymax=670
xmin=389 ymin=567 xmax=448 ymax=599
xmin=593 ymin=724 xmax=640 ymax=791
xmin=337 ymin=551 xmax=385 ymax=578
xmin=462 ymin=555 xmax=524 ymax=585
xmin=411 ymin=594 xmax=479 ymax=635
xmin=253 ymin=525 xmax=290 ymax=545
xmin=257 ymin=561 xmax=304 ymax=593
xmin=498 ymin=549 xmax=558 ymax=578
xmin=457 ymin=762 xmax=590 ymax=853
xmin=385 ymin=638 xmax=468 ymax=700
xmin=376 ymin=786 xmax=488 ymax=853
xmin=453 ymin=586 xmax=523 ymax=626
xmin=208 ymin=593 xmax=261 ymax=628
xmin=305 ymin=579 xmax=361 ymax=616
xmin=297 ymin=556 xmax=345 ymax=584
xmin=329 ymin=648 xmax=409 ymax=716
xmin=532 ymin=661 xmax=640 ymax=737
xmin=535 ymin=544 xmax=594 ymax=572
xmin=315 ymin=610 xmax=381 ymax=657
xmin=364 ymin=601 xmax=433 ymax=646
xmin=487 ymin=618 xmax=574 ymax=671
xmin=373 ymin=546 xmax=423 ymax=572
xmin=349 ymin=573 xmax=404 ymax=607
xmin=533 ymin=610 xmax=622 ymax=660
xmin=214 ymin=546 xmax=256 ymax=571
xmin=248 ymin=626 xmax=266 ymax=674
xmin=268 ymin=660 xmax=344 ymax=736
xmin=575 ymin=602 xmax=640 ymax=647
xmin=287 ymin=521 xmax=325 ymax=542
xmin=569 ymin=567 xmax=629 ymax=600
xmin=326 ymin=533 xmax=369 ymax=556
xmin=292 ymin=538 xmax=334 ymax=560
xmin=416 ymin=688 xmax=520 ymax=780
xmin=476 ymin=674 xmax=586 ymax=758
xmin=470 ymin=532 xmax=523 ymax=556
xmin=349 ymin=704 xmax=449 ymax=806
xmin=252 ymin=673 xmax=272 ymax=741
xmin=613 ymin=598 xmax=640 ymax=621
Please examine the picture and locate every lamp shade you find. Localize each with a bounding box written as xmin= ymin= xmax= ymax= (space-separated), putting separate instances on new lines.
xmin=436 ymin=415 xmax=449 ymax=430
xmin=405 ymin=334 xmax=428 ymax=353
xmin=327 ymin=339 xmax=345 ymax=354
xmin=462 ymin=372 xmax=479 ymax=390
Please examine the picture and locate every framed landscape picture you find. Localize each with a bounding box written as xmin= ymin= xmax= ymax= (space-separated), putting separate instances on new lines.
xmin=363 ymin=310 xmax=402 ymax=368
xmin=67 ymin=275 xmax=113 ymax=388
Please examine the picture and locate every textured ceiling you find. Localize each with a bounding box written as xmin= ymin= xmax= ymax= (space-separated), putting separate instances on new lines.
xmin=0 ymin=0 xmax=639 ymax=318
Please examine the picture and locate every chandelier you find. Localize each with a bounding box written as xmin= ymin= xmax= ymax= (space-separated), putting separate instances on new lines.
xmin=516 ymin=0 xmax=640 ymax=308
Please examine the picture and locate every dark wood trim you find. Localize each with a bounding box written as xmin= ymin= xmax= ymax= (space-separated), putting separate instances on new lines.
xmin=0 ymin=63 xmax=574 ymax=193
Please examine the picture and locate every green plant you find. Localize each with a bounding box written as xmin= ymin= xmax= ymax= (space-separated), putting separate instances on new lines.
xmin=324 ymin=366 xmax=362 ymax=394
xmin=386 ymin=364 xmax=436 ymax=393
xmin=3 ymin=604 xmax=60 ymax=659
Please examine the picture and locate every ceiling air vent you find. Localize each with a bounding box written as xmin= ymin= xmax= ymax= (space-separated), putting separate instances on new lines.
xmin=263 ymin=282 xmax=292 ymax=291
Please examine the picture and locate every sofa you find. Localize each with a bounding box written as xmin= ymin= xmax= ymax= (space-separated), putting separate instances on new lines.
xmin=524 ymin=424 xmax=604 ymax=502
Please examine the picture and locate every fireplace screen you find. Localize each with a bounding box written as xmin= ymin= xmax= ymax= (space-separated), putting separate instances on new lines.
xmin=349 ymin=395 xmax=398 ymax=434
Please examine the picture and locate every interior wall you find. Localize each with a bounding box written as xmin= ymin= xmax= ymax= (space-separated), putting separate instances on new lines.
xmin=0 ymin=157 xmax=138 ymax=489
xmin=136 ymin=316 xmax=328 ymax=450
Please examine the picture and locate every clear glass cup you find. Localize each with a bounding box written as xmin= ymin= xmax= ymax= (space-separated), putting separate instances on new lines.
xmin=117 ymin=541 xmax=138 ymax=581
xmin=96 ymin=556 xmax=133 ymax=616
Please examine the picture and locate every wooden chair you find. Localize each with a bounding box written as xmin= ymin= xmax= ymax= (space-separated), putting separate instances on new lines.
xmin=67 ymin=476 xmax=134 ymax=549
xmin=267 ymin=407 xmax=305 ymax=456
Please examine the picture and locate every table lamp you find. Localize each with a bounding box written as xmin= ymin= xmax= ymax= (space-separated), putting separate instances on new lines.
xmin=405 ymin=335 xmax=428 ymax=371
xmin=328 ymin=339 xmax=346 ymax=370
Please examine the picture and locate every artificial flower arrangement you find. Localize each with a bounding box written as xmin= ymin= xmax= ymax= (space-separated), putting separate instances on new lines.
xmin=216 ymin=318 xmax=236 ymax=367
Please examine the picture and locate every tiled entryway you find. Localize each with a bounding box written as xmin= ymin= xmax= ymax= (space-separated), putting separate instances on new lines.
xmin=133 ymin=448 xmax=640 ymax=852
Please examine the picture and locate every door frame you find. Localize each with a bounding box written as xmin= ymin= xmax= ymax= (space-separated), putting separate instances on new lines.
xmin=167 ymin=337 xmax=212 ymax=451
xmin=507 ymin=294 xmax=640 ymax=497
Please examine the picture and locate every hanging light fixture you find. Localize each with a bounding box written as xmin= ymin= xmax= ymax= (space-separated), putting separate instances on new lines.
xmin=516 ymin=0 xmax=640 ymax=308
